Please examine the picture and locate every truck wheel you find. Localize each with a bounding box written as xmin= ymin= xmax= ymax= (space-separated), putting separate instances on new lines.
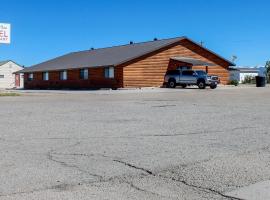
xmin=210 ymin=84 xmax=217 ymax=89
xmin=181 ymin=84 xmax=187 ymax=88
xmin=197 ymin=80 xmax=206 ymax=89
xmin=168 ymin=79 xmax=176 ymax=88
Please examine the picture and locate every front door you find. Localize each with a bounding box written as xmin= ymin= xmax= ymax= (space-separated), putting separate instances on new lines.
xmin=15 ymin=74 xmax=20 ymax=87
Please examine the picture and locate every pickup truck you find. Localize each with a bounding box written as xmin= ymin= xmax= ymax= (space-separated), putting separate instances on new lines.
xmin=164 ymin=70 xmax=219 ymax=89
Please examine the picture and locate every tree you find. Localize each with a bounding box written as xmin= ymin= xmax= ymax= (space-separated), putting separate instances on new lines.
xmin=266 ymin=61 xmax=270 ymax=83
xmin=231 ymin=55 xmax=238 ymax=63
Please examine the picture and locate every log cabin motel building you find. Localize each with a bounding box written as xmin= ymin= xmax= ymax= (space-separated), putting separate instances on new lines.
xmin=19 ymin=37 xmax=235 ymax=89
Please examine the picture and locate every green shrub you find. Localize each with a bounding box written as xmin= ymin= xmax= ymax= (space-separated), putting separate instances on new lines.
xmin=228 ymin=80 xmax=239 ymax=86
xmin=265 ymin=61 xmax=270 ymax=83
xmin=242 ymin=75 xmax=256 ymax=84
xmin=0 ymin=93 xmax=20 ymax=97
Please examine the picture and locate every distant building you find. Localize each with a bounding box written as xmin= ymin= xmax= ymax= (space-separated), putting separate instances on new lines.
xmin=0 ymin=60 xmax=24 ymax=89
xmin=229 ymin=67 xmax=266 ymax=83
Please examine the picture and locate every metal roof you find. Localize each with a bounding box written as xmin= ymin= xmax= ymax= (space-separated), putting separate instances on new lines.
xmin=171 ymin=56 xmax=215 ymax=66
xmin=229 ymin=67 xmax=260 ymax=73
xmin=19 ymin=36 xmax=235 ymax=73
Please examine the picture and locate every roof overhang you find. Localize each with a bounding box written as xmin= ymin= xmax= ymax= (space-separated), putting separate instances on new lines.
xmin=171 ymin=56 xmax=216 ymax=66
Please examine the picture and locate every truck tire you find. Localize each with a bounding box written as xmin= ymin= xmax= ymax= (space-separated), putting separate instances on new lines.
xmin=210 ymin=84 xmax=217 ymax=89
xmin=197 ymin=80 xmax=206 ymax=89
xmin=168 ymin=79 xmax=176 ymax=88
xmin=181 ymin=84 xmax=187 ymax=88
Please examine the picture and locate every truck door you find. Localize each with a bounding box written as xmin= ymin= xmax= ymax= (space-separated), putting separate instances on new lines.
xmin=181 ymin=71 xmax=196 ymax=84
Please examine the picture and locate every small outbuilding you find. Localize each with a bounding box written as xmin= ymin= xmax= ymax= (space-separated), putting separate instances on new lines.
xmin=19 ymin=36 xmax=235 ymax=89
xmin=0 ymin=60 xmax=24 ymax=89
xmin=229 ymin=67 xmax=265 ymax=83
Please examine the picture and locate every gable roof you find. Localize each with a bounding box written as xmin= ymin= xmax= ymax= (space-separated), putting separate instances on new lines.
xmin=231 ymin=67 xmax=260 ymax=73
xmin=0 ymin=60 xmax=10 ymax=66
xmin=0 ymin=60 xmax=22 ymax=67
xmin=19 ymin=36 xmax=235 ymax=73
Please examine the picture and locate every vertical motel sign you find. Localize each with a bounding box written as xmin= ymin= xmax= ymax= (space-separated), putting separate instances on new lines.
xmin=0 ymin=23 xmax=11 ymax=44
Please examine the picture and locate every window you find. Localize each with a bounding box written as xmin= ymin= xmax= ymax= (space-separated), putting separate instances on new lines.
xmin=42 ymin=72 xmax=49 ymax=81
xmin=182 ymin=70 xmax=195 ymax=76
xmin=195 ymin=70 xmax=207 ymax=76
xmin=28 ymin=73 xmax=33 ymax=81
xmin=60 ymin=70 xmax=67 ymax=80
xmin=80 ymin=69 xmax=88 ymax=80
xmin=0 ymin=75 xmax=4 ymax=78
xmin=104 ymin=67 xmax=114 ymax=78
xmin=166 ymin=70 xmax=180 ymax=75
xmin=177 ymin=66 xmax=192 ymax=70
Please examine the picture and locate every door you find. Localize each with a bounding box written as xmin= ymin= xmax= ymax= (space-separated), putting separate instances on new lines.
xmin=180 ymin=71 xmax=197 ymax=84
xmin=15 ymin=74 xmax=20 ymax=87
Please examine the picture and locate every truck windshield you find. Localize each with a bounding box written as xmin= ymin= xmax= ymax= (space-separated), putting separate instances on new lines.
xmin=196 ymin=71 xmax=207 ymax=76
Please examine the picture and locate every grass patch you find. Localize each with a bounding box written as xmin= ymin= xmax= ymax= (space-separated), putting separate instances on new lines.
xmin=0 ymin=93 xmax=20 ymax=97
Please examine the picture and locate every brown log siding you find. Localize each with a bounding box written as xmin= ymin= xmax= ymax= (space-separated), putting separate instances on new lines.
xmin=121 ymin=41 xmax=230 ymax=87
xmin=24 ymin=67 xmax=123 ymax=89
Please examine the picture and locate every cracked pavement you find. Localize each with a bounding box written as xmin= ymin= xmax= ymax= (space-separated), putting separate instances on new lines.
xmin=0 ymin=87 xmax=270 ymax=199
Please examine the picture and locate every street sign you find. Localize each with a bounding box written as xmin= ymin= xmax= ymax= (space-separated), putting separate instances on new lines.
xmin=0 ymin=23 xmax=11 ymax=44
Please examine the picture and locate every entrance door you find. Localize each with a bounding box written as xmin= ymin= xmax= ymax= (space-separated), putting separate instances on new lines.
xmin=15 ymin=74 xmax=20 ymax=87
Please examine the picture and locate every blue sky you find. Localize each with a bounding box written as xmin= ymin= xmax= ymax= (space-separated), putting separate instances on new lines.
xmin=1 ymin=0 xmax=269 ymax=67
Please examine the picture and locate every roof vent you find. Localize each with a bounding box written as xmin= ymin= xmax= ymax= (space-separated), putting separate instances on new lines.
xmin=153 ymin=38 xmax=158 ymax=41
xmin=129 ymin=41 xmax=134 ymax=45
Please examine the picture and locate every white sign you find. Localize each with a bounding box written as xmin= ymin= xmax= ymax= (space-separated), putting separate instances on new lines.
xmin=0 ymin=23 xmax=11 ymax=44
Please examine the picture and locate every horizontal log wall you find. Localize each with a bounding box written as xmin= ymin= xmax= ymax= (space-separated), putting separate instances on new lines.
xmin=24 ymin=67 xmax=123 ymax=89
xmin=122 ymin=41 xmax=230 ymax=87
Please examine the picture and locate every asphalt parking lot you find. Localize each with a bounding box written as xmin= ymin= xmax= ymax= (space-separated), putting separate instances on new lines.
xmin=0 ymin=86 xmax=270 ymax=200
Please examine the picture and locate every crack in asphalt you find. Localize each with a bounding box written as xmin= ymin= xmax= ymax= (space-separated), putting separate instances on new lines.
xmin=1 ymin=139 xmax=255 ymax=199
xmin=0 ymin=183 xmax=81 ymax=198
xmin=142 ymin=130 xmax=224 ymax=137
xmin=113 ymin=159 xmax=153 ymax=175
xmin=160 ymin=175 xmax=245 ymax=200
xmin=47 ymin=150 xmax=103 ymax=181
xmin=230 ymin=126 xmax=257 ymax=131
xmin=152 ymin=105 xmax=177 ymax=108
xmin=124 ymin=180 xmax=169 ymax=198
xmin=113 ymin=159 xmax=244 ymax=200
xmin=8 ymin=126 xmax=260 ymax=142
xmin=51 ymin=152 xmax=119 ymax=160
xmin=0 ymin=154 xmax=247 ymax=200
xmin=140 ymin=126 xmax=258 ymax=138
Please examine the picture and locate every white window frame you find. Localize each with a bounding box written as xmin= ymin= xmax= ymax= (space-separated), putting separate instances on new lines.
xmin=28 ymin=73 xmax=33 ymax=81
xmin=43 ymin=72 xmax=49 ymax=81
xmin=104 ymin=67 xmax=114 ymax=78
xmin=60 ymin=70 xmax=67 ymax=80
xmin=80 ymin=69 xmax=88 ymax=80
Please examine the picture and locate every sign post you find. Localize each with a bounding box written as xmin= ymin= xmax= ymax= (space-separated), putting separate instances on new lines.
xmin=0 ymin=23 xmax=11 ymax=44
